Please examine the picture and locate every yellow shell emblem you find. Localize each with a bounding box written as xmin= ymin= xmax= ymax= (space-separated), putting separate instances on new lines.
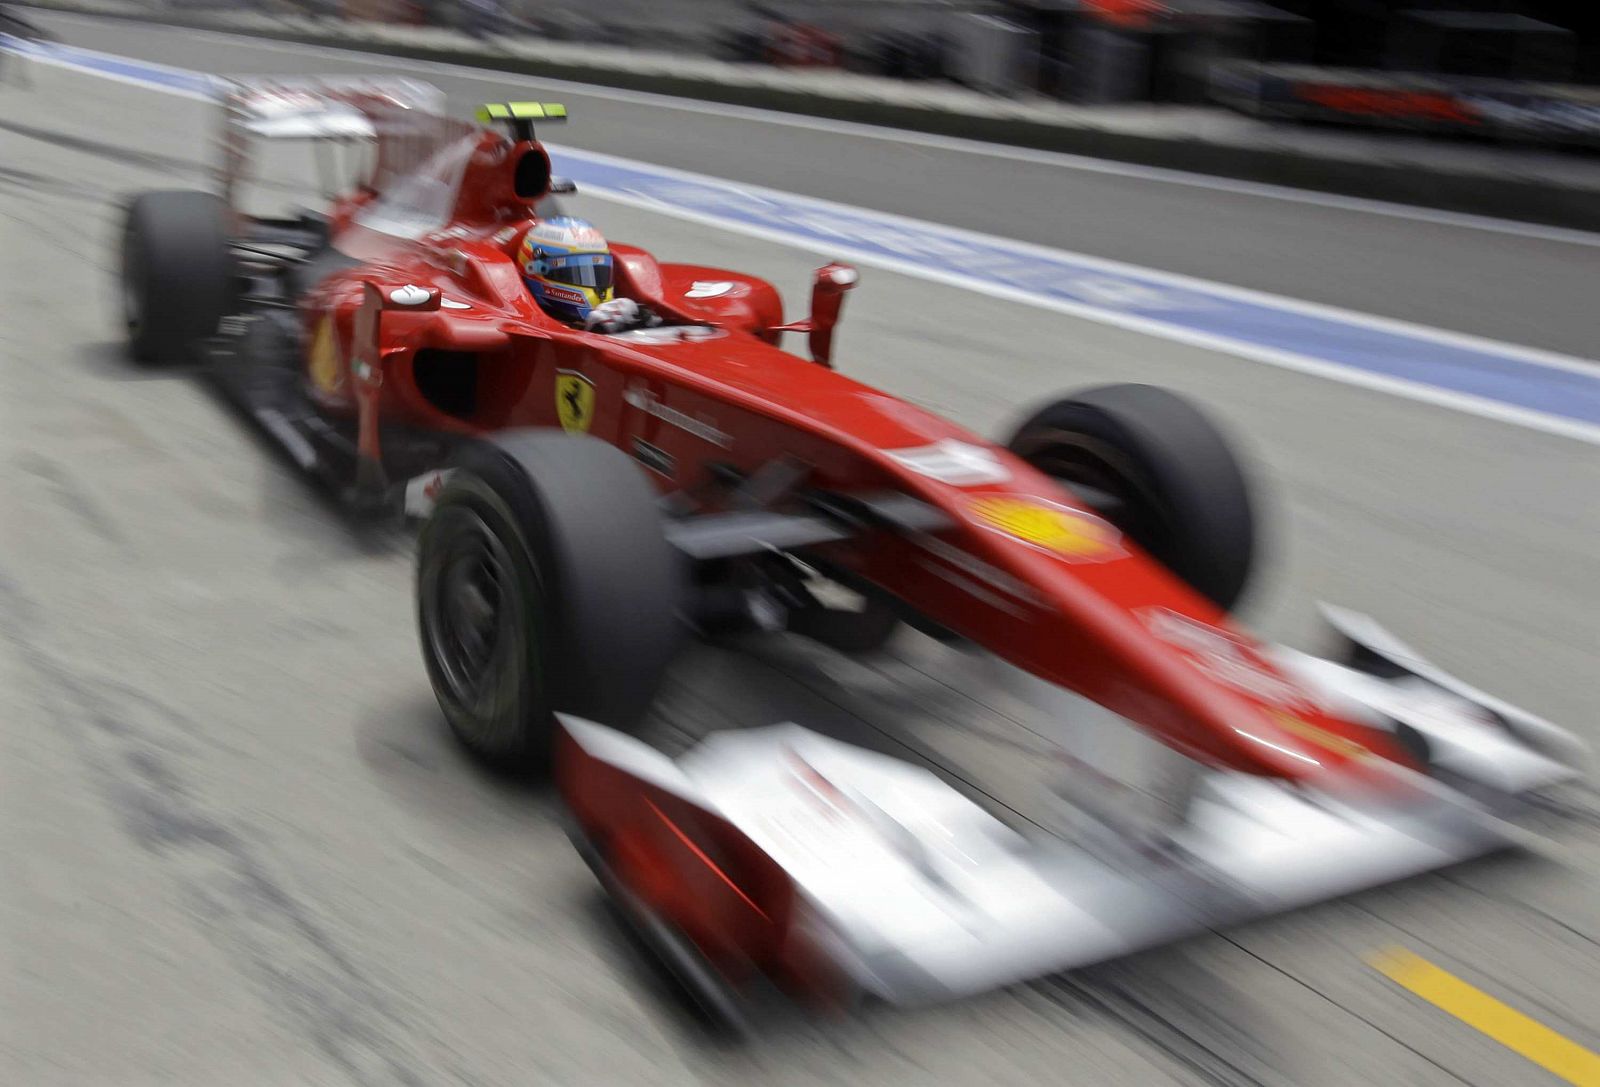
xmin=555 ymin=370 xmax=596 ymax=434
xmin=969 ymin=496 xmax=1121 ymax=560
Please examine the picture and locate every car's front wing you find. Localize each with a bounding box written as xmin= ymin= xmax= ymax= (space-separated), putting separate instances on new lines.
xmin=557 ymin=607 xmax=1586 ymax=1013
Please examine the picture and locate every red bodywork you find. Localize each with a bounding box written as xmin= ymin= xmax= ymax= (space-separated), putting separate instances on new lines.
xmin=297 ymin=114 xmax=1412 ymax=791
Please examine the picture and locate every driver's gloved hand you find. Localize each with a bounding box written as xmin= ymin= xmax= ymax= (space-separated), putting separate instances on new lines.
xmin=583 ymin=297 xmax=642 ymax=334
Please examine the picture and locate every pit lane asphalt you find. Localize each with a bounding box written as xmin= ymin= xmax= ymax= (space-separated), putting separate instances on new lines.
xmin=2 ymin=26 xmax=1598 ymax=1087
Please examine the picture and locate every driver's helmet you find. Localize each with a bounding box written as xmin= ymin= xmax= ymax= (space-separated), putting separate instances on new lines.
xmin=517 ymin=217 xmax=614 ymax=324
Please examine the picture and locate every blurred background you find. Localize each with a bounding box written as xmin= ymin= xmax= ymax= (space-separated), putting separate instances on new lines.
xmin=28 ymin=0 xmax=1598 ymax=145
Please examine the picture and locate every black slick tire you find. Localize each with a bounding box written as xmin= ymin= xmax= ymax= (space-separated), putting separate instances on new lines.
xmin=416 ymin=431 xmax=685 ymax=775
xmin=121 ymin=190 xmax=235 ymax=364
xmin=1005 ymin=384 xmax=1257 ymax=612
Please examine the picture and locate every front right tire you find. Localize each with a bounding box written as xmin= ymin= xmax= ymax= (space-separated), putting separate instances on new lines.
xmin=1005 ymin=384 xmax=1258 ymax=612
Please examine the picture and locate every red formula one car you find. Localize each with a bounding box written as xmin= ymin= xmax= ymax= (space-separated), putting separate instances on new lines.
xmin=120 ymin=80 xmax=1585 ymax=1033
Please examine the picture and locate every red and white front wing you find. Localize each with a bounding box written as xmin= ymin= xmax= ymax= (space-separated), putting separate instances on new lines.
xmin=557 ymin=607 xmax=1586 ymax=1011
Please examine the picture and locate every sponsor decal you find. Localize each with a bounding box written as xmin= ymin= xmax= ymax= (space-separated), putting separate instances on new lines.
xmin=308 ymin=316 xmax=343 ymax=394
xmin=555 ymin=370 xmax=596 ymax=434
xmin=1268 ymin=711 xmax=1373 ymax=761
xmin=388 ymin=284 xmax=432 ymax=306
xmin=404 ymin=468 xmax=455 ymax=518
xmin=440 ymin=297 xmax=471 ymax=310
xmin=492 ymin=225 xmax=522 ymax=246
xmin=684 ymin=280 xmax=735 ymax=299
xmin=968 ymin=496 xmax=1123 ymax=561
xmin=631 ymin=437 xmax=676 ymax=477
xmin=623 ymin=384 xmax=733 ymax=448
xmin=565 ymin=223 xmax=607 ymax=247
xmin=885 ymin=440 xmax=1011 ymax=486
xmin=536 ymin=281 xmax=588 ymax=306
xmin=527 ymin=219 xmax=607 ymax=250
xmin=1142 ymin=608 xmax=1320 ymax=713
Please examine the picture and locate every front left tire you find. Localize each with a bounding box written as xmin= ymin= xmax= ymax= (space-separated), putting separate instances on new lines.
xmin=417 ymin=431 xmax=686 ymax=775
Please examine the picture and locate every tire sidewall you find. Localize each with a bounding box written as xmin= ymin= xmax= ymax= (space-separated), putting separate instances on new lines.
xmin=417 ymin=471 xmax=553 ymax=770
xmin=121 ymin=191 xmax=235 ymax=364
xmin=417 ymin=433 xmax=685 ymax=773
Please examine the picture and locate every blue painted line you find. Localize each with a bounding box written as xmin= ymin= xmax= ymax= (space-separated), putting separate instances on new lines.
xmin=550 ymin=151 xmax=1600 ymax=430
xmin=1 ymin=33 xmax=217 ymax=94
xmin=8 ymin=32 xmax=1600 ymax=437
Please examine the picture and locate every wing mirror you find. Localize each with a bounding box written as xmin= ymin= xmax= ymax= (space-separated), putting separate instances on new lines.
xmin=771 ymin=262 xmax=858 ymax=367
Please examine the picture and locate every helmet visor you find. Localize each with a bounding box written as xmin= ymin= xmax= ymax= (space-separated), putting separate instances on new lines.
xmin=540 ymin=253 xmax=613 ymax=292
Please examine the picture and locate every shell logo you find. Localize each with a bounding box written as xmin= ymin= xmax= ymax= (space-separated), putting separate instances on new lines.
xmin=968 ymin=496 xmax=1123 ymax=561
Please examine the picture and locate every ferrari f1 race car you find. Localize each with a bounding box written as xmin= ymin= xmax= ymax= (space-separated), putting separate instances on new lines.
xmin=120 ymin=78 xmax=1587 ymax=1033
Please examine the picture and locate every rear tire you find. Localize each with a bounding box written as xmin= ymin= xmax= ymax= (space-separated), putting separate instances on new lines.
xmin=1005 ymin=384 xmax=1257 ymax=612
xmin=121 ymin=190 xmax=236 ymax=364
xmin=417 ymin=432 xmax=685 ymax=775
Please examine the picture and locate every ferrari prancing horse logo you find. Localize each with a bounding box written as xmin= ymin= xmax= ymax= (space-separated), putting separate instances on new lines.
xmin=555 ymin=370 xmax=596 ymax=434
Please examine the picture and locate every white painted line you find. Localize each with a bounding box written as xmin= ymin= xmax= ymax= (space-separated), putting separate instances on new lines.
xmin=578 ymin=181 xmax=1600 ymax=445
xmin=556 ymin=143 xmax=1600 ymax=382
xmin=3 ymin=34 xmax=215 ymax=100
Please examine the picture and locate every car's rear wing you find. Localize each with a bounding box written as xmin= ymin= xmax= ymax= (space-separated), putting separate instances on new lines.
xmin=224 ymin=76 xmax=446 ymax=139
xmin=217 ymin=76 xmax=453 ymax=209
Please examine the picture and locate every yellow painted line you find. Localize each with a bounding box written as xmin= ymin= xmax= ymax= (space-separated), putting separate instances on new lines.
xmin=1368 ymin=946 xmax=1600 ymax=1087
